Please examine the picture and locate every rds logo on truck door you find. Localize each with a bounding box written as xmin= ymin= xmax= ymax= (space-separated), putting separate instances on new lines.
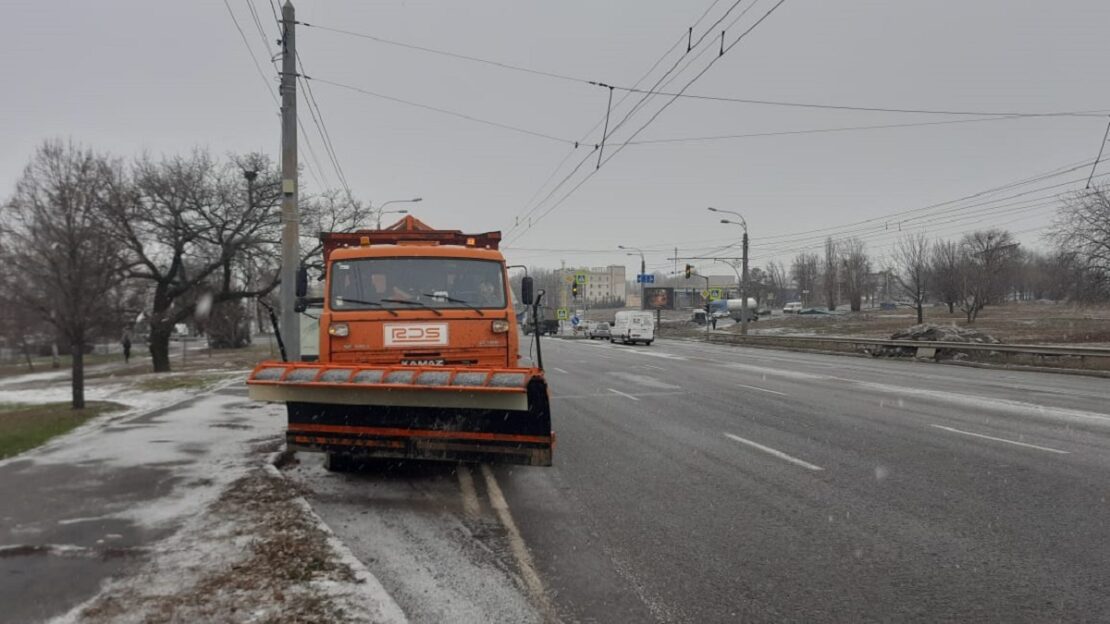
xmin=384 ymin=323 xmax=449 ymax=347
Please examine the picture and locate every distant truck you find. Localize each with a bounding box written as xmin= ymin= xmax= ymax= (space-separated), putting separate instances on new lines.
xmin=709 ymin=298 xmax=759 ymax=322
xmin=611 ymin=310 xmax=654 ymax=345
xmin=724 ymin=298 xmax=759 ymax=322
xmin=523 ymin=309 xmax=559 ymax=336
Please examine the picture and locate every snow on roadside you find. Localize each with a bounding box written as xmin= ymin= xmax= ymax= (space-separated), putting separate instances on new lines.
xmin=53 ymin=458 xmax=407 ymax=624
xmin=32 ymin=384 xmax=404 ymax=623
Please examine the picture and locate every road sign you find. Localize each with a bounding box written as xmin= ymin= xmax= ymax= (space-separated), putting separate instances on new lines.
xmin=709 ymin=288 xmax=723 ymax=300
xmin=556 ymin=308 xmax=569 ymax=320
xmin=575 ymin=272 xmax=588 ymax=285
xmin=701 ymin=289 xmax=709 ymax=298
xmin=636 ymin=274 xmax=655 ymax=284
xmin=571 ymin=315 xmax=580 ymax=327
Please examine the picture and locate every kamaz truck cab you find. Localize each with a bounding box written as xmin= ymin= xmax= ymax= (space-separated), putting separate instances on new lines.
xmin=247 ymin=216 xmax=553 ymax=467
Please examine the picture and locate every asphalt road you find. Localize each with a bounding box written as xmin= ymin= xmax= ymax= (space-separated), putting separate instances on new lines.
xmin=295 ymin=337 xmax=1110 ymax=623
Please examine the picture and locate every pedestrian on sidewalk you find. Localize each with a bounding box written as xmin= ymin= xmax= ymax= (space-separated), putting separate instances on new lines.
xmin=711 ymin=316 xmax=718 ymax=330
xmin=122 ymin=330 xmax=132 ymax=363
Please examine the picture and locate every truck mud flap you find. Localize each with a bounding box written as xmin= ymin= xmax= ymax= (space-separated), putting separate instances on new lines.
xmin=247 ymin=363 xmax=553 ymax=466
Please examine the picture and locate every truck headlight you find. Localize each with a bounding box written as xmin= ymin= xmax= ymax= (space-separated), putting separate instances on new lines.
xmin=491 ymin=320 xmax=509 ymax=333
xmin=328 ymin=322 xmax=349 ymax=337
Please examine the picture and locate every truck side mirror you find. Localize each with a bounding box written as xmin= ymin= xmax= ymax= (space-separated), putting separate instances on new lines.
xmin=295 ymin=265 xmax=308 ymax=298
xmin=521 ymin=276 xmax=534 ymax=306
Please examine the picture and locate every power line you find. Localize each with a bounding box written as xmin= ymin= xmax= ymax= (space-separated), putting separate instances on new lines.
xmin=625 ymin=113 xmax=1107 ymax=146
xmin=743 ymin=179 xmax=1109 ymax=263
xmin=223 ymin=0 xmax=278 ymax=104
xmin=514 ymin=0 xmax=787 ymax=242
xmin=225 ymin=0 xmax=330 ymax=190
xmin=507 ymin=0 xmax=766 ymax=244
xmin=296 ymin=15 xmax=1105 ymax=124
xmin=297 ymin=21 xmax=591 ymax=86
xmin=507 ymin=27 xmax=695 ymax=235
xmin=305 ymin=76 xmax=575 ymax=145
xmin=296 ymin=52 xmax=354 ymax=198
xmin=244 ymin=0 xmax=273 ymax=62
xmin=608 ymin=87 xmax=1109 ymax=118
xmin=1086 ymin=117 xmax=1110 ymax=188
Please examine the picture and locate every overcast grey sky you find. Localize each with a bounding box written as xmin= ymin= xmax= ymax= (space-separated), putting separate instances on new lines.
xmin=4 ymin=1 xmax=1109 ymax=278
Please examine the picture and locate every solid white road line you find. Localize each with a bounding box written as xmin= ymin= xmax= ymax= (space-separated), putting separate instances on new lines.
xmin=480 ymin=465 xmax=555 ymax=618
xmin=724 ymin=433 xmax=824 ymax=471
xmin=607 ymin=388 xmax=641 ymax=401
xmin=553 ymin=367 xmax=569 ymax=374
xmin=457 ymin=464 xmax=480 ymax=519
xmin=552 ymin=390 xmax=685 ymax=400
xmin=734 ymin=383 xmax=787 ymax=397
xmin=930 ymin=424 xmax=1070 ymax=454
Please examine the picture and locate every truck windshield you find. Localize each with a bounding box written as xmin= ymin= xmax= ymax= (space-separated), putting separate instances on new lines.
xmin=330 ymin=258 xmax=506 ymax=311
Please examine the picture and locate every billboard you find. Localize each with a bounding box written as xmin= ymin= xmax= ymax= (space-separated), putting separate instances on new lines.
xmin=642 ymin=287 xmax=675 ymax=310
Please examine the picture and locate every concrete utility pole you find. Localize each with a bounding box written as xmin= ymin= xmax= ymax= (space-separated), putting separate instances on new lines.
xmin=279 ymin=1 xmax=300 ymax=360
xmin=741 ymin=227 xmax=750 ymax=335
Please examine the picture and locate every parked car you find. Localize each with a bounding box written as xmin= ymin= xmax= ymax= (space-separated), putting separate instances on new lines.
xmin=783 ymin=301 xmax=803 ymax=314
xmin=588 ymin=322 xmax=611 ymax=340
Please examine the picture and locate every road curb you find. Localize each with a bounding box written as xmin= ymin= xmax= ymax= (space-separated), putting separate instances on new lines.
xmin=264 ymin=450 xmax=409 ymax=624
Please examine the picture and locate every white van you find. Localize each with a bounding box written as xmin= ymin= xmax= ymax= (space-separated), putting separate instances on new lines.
xmin=611 ymin=311 xmax=655 ymax=346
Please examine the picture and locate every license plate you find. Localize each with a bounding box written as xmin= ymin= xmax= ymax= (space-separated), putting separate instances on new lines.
xmin=401 ymin=359 xmax=445 ymax=366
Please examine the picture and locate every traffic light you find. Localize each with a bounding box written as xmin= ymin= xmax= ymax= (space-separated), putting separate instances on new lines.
xmin=684 ymin=264 xmax=693 ymax=279
xmin=571 ymin=282 xmax=579 ymax=298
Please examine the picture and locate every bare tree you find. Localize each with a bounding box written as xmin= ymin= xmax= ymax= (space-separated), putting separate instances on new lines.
xmin=791 ymin=253 xmax=819 ymax=307
xmin=930 ymin=239 xmax=961 ymax=314
xmin=957 ymin=229 xmax=1018 ymax=323
xmin=765 ymin=261 xmax=788 ymax=307
xmin=892 ymin=233 xmax=930 ymax=323
xmin=1050 ymin=186 xmax=1110 ymax=301
xmin=106 ymin=150 xmax=284 ymax=372
xmin=1 ymin=141 xmax=128 ymax=408
xmin=821 ymin=237 xmax=839 ymax=310
xmin=839 ymin=237 xmax=870 ymax=312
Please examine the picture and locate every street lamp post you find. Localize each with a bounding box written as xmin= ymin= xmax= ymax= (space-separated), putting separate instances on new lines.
xmin=618 ymin=245 xmax=646 ymax=309
xmin=374 ymin=197 xmax=423 ymax=229
xmin=708 ymin=207 xmax=749 ymax=336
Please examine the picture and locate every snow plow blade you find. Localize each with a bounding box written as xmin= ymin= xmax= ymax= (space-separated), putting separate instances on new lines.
xmin=247 ymin=362 xmax=553 ymax=466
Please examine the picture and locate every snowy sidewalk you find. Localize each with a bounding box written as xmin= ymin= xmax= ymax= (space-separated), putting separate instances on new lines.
xmin=0 ymin=382 xmax=404 ymax=623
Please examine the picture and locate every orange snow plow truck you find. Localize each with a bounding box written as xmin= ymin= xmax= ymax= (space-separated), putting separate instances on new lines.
xmin=247 ymin=216 xmax=553 ymax=467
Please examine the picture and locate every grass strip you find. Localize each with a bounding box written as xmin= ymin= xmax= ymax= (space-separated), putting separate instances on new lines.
xmin=0 ymin=401 xmax=125 ymax=459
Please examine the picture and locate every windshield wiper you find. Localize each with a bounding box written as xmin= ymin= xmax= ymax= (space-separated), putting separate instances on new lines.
xmin=380 ymin=298 xmax=444 ymax=316
xmin=421 ymin=293 xmax=485 ymax=316
xmin=334 ymin=298 xmax=398 ymax=316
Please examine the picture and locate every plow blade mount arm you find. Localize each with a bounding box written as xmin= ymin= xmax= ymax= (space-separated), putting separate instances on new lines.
xmin=248 ymin=362 xmax=553 ymax=466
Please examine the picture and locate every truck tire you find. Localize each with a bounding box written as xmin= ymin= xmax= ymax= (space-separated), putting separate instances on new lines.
xmin=645 ymin=340 xmax=653 ymax=346
xmin=324 ymin=452 xmax=353 ymax=472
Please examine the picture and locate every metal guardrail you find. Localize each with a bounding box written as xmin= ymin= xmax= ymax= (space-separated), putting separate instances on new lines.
xmin=706 ymin=333 xmax=1110 ymax=360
